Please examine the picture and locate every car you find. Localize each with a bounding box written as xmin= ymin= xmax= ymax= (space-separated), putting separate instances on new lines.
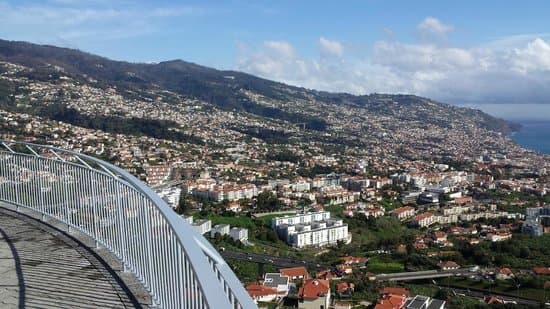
xmin=248 ymin=257 xmax=252 ymax=260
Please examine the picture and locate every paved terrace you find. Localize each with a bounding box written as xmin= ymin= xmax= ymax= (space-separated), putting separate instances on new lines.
xmin=0 ymin=206 xmax=150 ymax=309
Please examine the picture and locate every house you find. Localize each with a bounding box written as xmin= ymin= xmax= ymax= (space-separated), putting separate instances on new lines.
xmin=432 ymin=231 xmax=447 ymax=244
xmin=496 ymin=267 xmax=514 ymax=280
xmin=487 ymin=231 xmax=512 ymax=242
xmin=263 ymin=273 xmax=290 ymax=296
xmin=374 ymin=287 xmax=410 ymax=309
xmin=225 ymin=201 xmax=242 ymax=213
xmin=484 ymin=296 xmax=505 ymax=305
xmin=280 ymin=267 xmax=309 ymax=282
xmin=437 ymin=261 xmax=460 ymax=270
xmin=411 ymin=212 xmax=435 ymax=228
xmin=340 ymin=256 xmax=368 ymax=265
xmin=406 ymin=295 xmax=445 ymax=309
xmin=336 ymin=264 xmax=353 ymax=275
xmin=316 ymin=269 xmax=341 ymax=280
xmin=533 ymin=267 xmax=550 ymax=276
xmin=380 ymin=287 xmax=410 ymax=298
xmin=246 ymin=284 xmax=279 ymax=303
xmin=375 ymin=293 xmax=407 ymax=309
xmin=392 ymin=206 xmax=416 ymax=220
xmin=336 ymin=282 xmax=354 ymax=296
xmin=298 ymin=279 xmax=330 ymax=309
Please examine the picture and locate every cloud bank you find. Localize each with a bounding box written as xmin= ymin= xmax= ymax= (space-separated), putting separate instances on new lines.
xmin=238 ymin=18 xmax=550 ymax=104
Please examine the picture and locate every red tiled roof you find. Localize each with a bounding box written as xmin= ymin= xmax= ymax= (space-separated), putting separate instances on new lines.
xmin=380 ymin=287 xmax=410 ymax=296
xmin=533 ymin=267 xmax=550 ymax=275
xmin=375 ymin=294 xmax=406 ymax=309
xmin=280 ymin=267 xmax=309 ymax=279
xmin=246 ymin=284 xmax=278 ymax=297
xmin=414 ymin=212 xmax=433 ymax=221
xmin=438 ymin=261 xmax=460 ymax=268
xmin=499 ymin=267 xmax=513 ymax=275
xmin=299 ymin=279 xmax=330 ymax=300
xmin=393 ymin=206 xmax=414 ymax=214
xmin=336 ymin=282 xmax=355 ymax=294
xmin=485 ymin=296 xmax=504 ymax=304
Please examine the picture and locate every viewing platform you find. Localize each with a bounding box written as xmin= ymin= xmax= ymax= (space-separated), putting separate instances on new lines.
xmin=0 ymin=206 xmax=149 ymax=308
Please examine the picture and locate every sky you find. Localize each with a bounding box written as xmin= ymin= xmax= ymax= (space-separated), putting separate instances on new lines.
xmin=1 ymin=0 xmax=550 ymax=113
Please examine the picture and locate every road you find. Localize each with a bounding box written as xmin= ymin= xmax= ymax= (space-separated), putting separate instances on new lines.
xmin=376 ymin=268 xmax=473 ymax=281
xmin=220 ymin=250 xmax=331 ymax=270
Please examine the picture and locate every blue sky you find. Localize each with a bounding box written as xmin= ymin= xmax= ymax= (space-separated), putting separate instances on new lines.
xmin=1 ymin=0 xmax=550 ymax=110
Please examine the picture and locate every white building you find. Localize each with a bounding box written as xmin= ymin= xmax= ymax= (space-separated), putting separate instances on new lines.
xmin=157 ymin=187 xmax=181 ymax=209
xmin=182 ymin=215 xmax=194 ymax=225
xmin=273 ymin=212 xmax=351 ymax=248
xmin=192 ymin=219 xmax=212 ymax=235
xmin=210 ymin=224 xmax=230 ymax=238
xmin=229 ymin=227 xmax=249 ymax=242
xmin=272 ymin=212 xmax=331 ymax=229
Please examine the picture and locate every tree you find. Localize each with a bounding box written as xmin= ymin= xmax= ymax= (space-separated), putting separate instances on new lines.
xmin=255 ymin=191 xmax=282 ymax=212
xmin=177 ymin=191 xmax=192 ymax=215
xmin=435 ymin=288 xmax=449 ymax=300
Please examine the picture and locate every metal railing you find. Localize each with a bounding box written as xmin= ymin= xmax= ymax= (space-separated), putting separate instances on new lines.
xmin=0 ymin=141 xmax=256 ymax=309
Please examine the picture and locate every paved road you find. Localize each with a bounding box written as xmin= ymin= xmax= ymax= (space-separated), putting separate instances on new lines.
xmin=376 ymin=269 xmax=472 ymax=281
xmin=0 ymin=208 xmax=148 ymax=309
xmin=221 ymin=250 xmax=331 ymax=271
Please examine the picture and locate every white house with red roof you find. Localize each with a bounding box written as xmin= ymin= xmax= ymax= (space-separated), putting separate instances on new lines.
xmin=298 ymin=279 xmax=330 ymax=309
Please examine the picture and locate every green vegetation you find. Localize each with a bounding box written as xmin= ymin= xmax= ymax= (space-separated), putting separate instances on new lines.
xmin=367 ymin=256 xmax=405 ymax=273
xmin=255 ymin=191 xmax=284 ymax=212
xmin=265 ymin=149 xmax=302 ymax=163
xmin=378 ymin=198 xmax=402 ymax=212
xmin=457 ymin=234 xmax=550 ymax=269
xmin=346 ymin=215 xmax=416 ymax=249
xmin=436 ymin=277 xmax=550 ymax=302
xmin=226 ymin=258 xmax=278 ymax=283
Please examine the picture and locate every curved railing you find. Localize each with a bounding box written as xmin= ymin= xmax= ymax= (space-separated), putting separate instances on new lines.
xmin=0 ymin=141 xmax=256 ymax=309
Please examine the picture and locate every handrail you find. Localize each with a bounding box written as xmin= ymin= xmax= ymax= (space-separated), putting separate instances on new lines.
xmin=0 ymin=141 xmax=256 ymax=309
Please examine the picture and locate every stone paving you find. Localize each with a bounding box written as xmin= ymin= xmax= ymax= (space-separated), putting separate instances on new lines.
xmin=0 ymin=208 xmax=147 ymax=309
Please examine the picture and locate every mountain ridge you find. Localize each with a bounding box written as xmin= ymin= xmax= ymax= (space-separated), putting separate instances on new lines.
xmin=0 ymin=38 xmax=518 ymax=134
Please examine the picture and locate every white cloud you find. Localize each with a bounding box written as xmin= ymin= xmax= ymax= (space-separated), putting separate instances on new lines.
xmin=509 ymin=38 xmax=550 ymax=73
xmin=237 ymin=33 xmax=550 ymax=104
xmin=417 ymin=17 xmax=453 ymax=35
xmin=319 ymin=37 xmax=344 ymax=57
xmin=0 ymin=1 xmax=202 ymax=43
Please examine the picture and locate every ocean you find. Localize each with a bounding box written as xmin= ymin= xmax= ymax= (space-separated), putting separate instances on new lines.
xmin=511 ymin=120 xmax=550 ymax=154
